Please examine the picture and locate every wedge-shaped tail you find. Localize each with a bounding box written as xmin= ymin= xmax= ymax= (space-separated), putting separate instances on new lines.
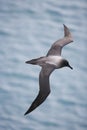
xmin=25 ymin=57 xmax=44 ymax=65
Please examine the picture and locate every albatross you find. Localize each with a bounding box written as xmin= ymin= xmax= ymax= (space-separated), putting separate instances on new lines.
xmin=24 ymin=24 xmax=73 ymax=115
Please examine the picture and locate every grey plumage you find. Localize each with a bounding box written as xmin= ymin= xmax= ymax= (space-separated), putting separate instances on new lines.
xmin=47 ymin=24 xmax=73 ymax=56
xmin=24 ymin=24 xmax=73 ymax=115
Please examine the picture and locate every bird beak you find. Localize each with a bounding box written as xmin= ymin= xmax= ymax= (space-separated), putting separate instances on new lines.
xmin=68 ymin=64 xmax=73 ymax=69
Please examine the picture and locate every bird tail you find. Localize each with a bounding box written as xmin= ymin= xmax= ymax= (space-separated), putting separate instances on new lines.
xmin=25 ymin=57 xmax=44 ymax=65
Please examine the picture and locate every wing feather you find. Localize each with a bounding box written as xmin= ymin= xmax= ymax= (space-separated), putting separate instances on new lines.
xmin=47 ymin=24 xmax=73 ymax=56
xmin=24 ymin=65 xmax=54 ymax=115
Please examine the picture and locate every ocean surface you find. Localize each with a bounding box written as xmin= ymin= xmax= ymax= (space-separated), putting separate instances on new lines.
xmin=0 ymin=0 xmax=87 ymax=130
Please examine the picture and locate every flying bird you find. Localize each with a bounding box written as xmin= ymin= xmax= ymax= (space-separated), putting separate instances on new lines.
xmin=24 ymin=24 xmax=73 ymax=115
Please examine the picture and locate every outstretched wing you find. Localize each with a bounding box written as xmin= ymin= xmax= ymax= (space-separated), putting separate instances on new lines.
xmin=24 ymin=65 xmax=55 ymax=115
xmin=47 ymin=24 xmax=73 ymax=56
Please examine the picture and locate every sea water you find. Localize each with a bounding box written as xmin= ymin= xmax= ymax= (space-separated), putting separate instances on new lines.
xmin=0 ymin=0 xmax=87 ymax=130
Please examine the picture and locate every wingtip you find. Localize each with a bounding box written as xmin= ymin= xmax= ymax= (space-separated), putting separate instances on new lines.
xmin=63 ymin=24 xmax=70 ymax=36
xmin=63 ymin=24 xmax=66 ymax=27
xmin=24 ymin=109 xmax=31 ymax=116
xmin=24 ymin=112 xmax=27 ymax=116
xmin=63 ymin=24 xmax=73 ymax=42
xmin=24 ymin=111 xmax=29 ymax=116
xmin=63 ymin=24 xmax=68 ymax=29
xmin=24 ymin=111 xmax=28 ymax=116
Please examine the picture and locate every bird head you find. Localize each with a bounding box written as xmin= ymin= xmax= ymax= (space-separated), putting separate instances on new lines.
xmin=61 ymin=59 xmax=73 ymax=69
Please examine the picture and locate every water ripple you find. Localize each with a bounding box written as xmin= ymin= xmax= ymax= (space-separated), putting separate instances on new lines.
xmin=0 ymin=0 xmax=87 ymax=130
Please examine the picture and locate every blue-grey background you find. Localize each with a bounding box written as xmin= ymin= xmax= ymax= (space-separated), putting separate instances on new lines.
xmin=0 ymin=0 xmax=87 ymax=130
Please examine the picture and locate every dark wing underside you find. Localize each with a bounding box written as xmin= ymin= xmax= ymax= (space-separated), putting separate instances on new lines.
xmin=24 ymin=65 xmax=55 ymax=115
xmin=47 ymin=24 xmax=73 ymax=56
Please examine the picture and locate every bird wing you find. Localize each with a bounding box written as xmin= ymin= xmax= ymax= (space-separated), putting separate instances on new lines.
xmin=47 ymin=24 xmax=73 ymax=56
xmin=24 ymin=65 xmax=55 ymax=115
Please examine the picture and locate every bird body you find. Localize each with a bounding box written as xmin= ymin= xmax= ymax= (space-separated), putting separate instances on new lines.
xmin=24 ymin=24 xmax=73 ymax=115
xmin=45 ymin=55 xmax=62 ymax=68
